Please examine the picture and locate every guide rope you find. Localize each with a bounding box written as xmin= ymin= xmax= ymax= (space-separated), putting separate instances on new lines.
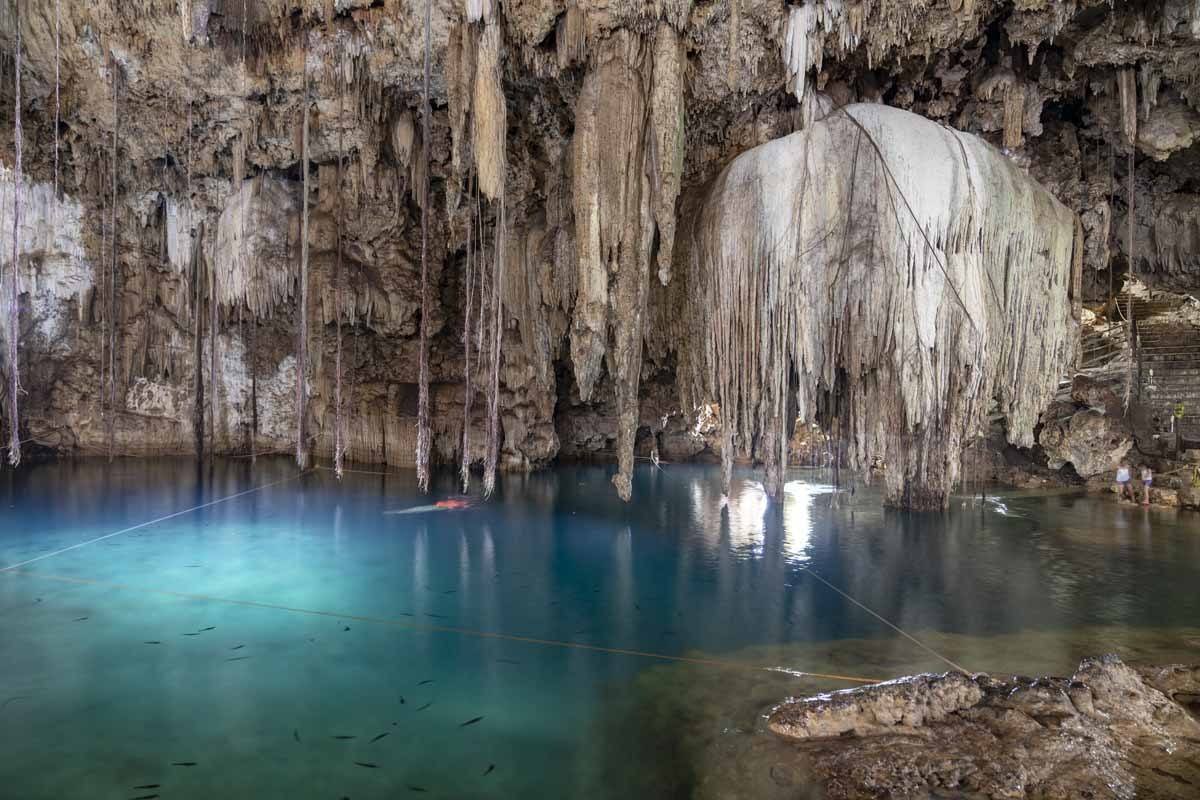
xmin=797 ymin=565 xmax=968 ymax=673
xmin=0 ymin=472 xmax=307 ymax=572
xmin=2 ymin=568 xmax=882 ymax=685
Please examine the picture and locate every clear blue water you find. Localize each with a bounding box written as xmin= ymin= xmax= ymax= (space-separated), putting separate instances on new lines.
xmin=1 ymin=459 xmax=1198 ymax=798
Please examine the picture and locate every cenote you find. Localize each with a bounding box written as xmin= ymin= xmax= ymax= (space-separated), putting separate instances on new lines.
xmin=2 ymin=458 xmax=1198 ymax=798
xmin=5 ymin=0 xmax=1200 ymax=796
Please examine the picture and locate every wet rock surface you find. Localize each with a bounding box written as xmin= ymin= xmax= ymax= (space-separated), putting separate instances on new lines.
xmin=768 ymin=656 xmax=1200 ymax=800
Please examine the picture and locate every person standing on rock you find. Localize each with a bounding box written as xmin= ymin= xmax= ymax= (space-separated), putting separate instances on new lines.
xmin=1115 ymin=462 xmax=1133 ymax=501
xmin=1140 ymin=464 xmax=1153 ymax=506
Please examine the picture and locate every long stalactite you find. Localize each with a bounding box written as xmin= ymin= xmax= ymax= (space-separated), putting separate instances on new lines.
xmin=296 ymin=45 xmax=311 ymax=470
xmin=459 ymin=170 xmax=476 ymax=492
xmin=187 ymin=90 xmax=204 ymax=462
xmin=53 ymin=0 xmax=60 ymax=201
xmin=107 ymin=56 xmax=120 ymax=462
xmin=334 ymin=57 xmax=346 ymax=479
xmin=415 ymin=0 xmax=433 ymax=492
xmin=7 ymin=0 xmax=23 ymax=467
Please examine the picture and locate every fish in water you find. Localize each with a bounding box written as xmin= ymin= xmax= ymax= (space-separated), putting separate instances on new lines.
xmin=353 ymin=761 xmax=379 ymax=769
xmin=416 ymin=702 xmax=433 ymax=711
xmin=143 ymin=641 xmax=161 ymax=645
xmin=496 ymin=659 xmax=520 ymax=665
xmin=406 ymin=786 xmax=427 ymax=793
xmin=332 ymin=735 xmax=356 ymax=740
xmin=442 ymin=589 xmax=456 ymax=595
xmin=230 ymin=644 xmax=244 ymax=650
xmin=0 ymin=696 xmax=29 ymax=712
xmin=417 ymin=680 xmax=434 ymax=686
xmin=74 ymin=617 xmax=88 ymax=622
xmin=483 ymin=764 xmax=495 ymax=776
xmin=424 ymin=614 xmax=446 ymax=619
xmin=225 ymin=656 xmax=251 ymax=662
xmin=130 ymin=795 xmax=159 ymax=800
xmin=370 ymin=732 xmax=389 ymax=743
xmin=132 ymin=785 xmax=160 ymax=790
xmin=199 ymin=626 xmax=215 ymax=631
xmin=399 ymin=613 xmax=415 ymax=617
xmin=399 ymin=696 xmax=405 ymax=704
xmin=293 ymin=729 xmax=301 ymax=743
xmin=459 ymin=716 xmax=484 ymax=727
xmin=182 ymin=633 xmax=199 ymax=637
xmin=343 ymin=626 xmax=351 ymax=632
xmin=171 ymin=761 xmax=197 ymax=766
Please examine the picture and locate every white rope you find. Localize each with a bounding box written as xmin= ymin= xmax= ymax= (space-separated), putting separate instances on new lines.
xmin=798 ymin=565 xmax=969 ymax=674
xmin=0 ymin=472 xmax=306 ymax=572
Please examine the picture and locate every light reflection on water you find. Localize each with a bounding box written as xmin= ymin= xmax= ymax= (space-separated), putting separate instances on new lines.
xmin=0 ymin=459 xmax=1197 ymax=799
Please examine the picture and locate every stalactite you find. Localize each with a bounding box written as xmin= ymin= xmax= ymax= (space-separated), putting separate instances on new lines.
xmin=1002 ymin=83 xmax=1025 ymax=150
xmin=249 ymin=307 xmax=258 ymax=463
xmin=460 ymin=171 xmax=476 ymax=492
xmin=555 ymin=2 xmax=587 ymax=70
xmin=683 ymin=104 xmax=1078 ymax=509
xmin=53 ymin=0 xmax=60 ymax=201
xmin=416 ymin=0 xmax=433 ymax=492
xmin=334 ymin=60 xmax=346 ymax=480
xmin=569 ymin=30 xmax=660 ymax=501
xmin=7 ymin=0 xmax=23 ymax=467
xmin=1117 ymin=67 xmax=1138 ymax=149
xmin=727 ymin=0 xmax=740 ymax=89
xmin=208 ymin=241 xmax=219 ymax=454
xmin=457 ymin=3 xmax=509 ymax=496
xmin=296 ymin=43 xmax=311 ymax=469
xmin=187 ymin=92 xmax=204 ymax=461
xmin=649 ymin=23 xmax=685 ymax=286
xmin=1124 ymin=147 xmax=1136 ymax=413
xmin=107 ymin=57 xmax=120 ymax=463
xmin=472 ymin=21 xmax=507 ymax=203
xmin=483 ymin=197 xmax=505 ymax=497
xmin=445 ymin=21 xmax=475 ymax=183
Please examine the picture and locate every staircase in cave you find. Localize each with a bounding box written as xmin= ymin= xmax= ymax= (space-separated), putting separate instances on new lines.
xmin=1078 ymin=324 xmax=1126 ymax=372
xmin=1120 ymin=291 xmax=1200 ymax=449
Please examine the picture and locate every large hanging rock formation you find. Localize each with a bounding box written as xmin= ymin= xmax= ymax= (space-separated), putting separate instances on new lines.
xmin=682 ymin=104 xmax=1079 ymax=508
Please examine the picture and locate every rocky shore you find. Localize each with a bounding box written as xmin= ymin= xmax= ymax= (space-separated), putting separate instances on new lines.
xmin=768 ymin=655 xmax=1200 ymax=799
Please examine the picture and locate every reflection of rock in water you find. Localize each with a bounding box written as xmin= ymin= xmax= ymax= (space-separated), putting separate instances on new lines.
xmin=771 ymin=656 xmax=1200 ymax=800
xmin=593 ymin=628 xmax=1200 ymax=799
xmin=590 ymin=660 xmax=830 ymax=799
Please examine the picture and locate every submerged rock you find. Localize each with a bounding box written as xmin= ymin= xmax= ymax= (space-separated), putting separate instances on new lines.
xmin=768 ymin=656 xmax=1200 ymax=799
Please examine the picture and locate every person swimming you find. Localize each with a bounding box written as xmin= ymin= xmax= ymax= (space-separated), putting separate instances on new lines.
xmin=384 ymin=497 xmax=479 ymax=515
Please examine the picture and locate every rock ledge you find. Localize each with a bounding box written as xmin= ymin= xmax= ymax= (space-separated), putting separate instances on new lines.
xmin=768 ymin=655 xmax=1200 ymax=799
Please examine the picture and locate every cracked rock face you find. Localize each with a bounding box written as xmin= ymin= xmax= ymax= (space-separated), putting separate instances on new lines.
xmin=1 ymin=0 xmax=1199 ymax=504
xmin=1039 ymin=403 xmax=1135 ymax=478
xmin=769 ymin=656 xmax=1200 ymax=800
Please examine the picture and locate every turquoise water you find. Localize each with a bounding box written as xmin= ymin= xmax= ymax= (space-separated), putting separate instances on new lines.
xmin=1 ymin=459 xmax=1198 ymax=798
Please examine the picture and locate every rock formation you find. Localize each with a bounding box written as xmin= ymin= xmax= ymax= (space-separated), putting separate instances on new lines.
xmin=769 ymin=655 xmax=1200 ymax=799
xmin=0 ymin=0 xmax=1198 ymax=506
xmin=682 ymin=103 xmax=1078 ymax=508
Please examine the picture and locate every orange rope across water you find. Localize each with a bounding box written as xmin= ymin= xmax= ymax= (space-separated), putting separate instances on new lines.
xmin=2 ymin=568 xmax=882 ymax=685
